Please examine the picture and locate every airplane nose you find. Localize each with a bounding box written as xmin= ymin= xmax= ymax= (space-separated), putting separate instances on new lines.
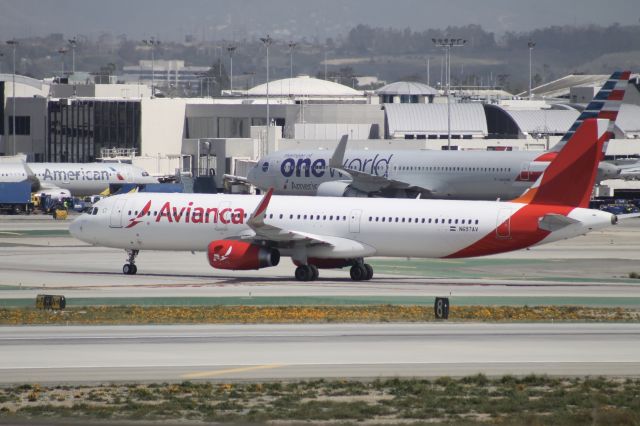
xmin=69 ymin=217 xmax=83 ymax=239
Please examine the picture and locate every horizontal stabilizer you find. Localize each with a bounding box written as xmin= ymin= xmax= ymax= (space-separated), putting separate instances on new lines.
xmin=538 ymin=213 xmax=579 ymax=232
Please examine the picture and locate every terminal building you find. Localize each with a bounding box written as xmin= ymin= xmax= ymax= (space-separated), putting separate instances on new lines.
xmin=2 ymin=72 xmax=640 ymax=191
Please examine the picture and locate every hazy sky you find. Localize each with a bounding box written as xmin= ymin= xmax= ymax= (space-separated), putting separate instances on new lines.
xmin=1 ymin=0 xmax=639 ymax=41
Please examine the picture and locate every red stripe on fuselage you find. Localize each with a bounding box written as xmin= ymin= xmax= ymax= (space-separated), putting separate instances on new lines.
xmin=444 ymin=204 xmax=573 ymax=258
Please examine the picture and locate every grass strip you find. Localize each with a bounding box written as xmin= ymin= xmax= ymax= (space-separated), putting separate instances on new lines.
xmin=1 ymin=376 xmax=639 ymax=425
xmin=1 ymin=305 xmax=638 ymax=325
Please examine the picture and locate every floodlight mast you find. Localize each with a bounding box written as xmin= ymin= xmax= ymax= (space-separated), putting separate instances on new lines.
xmin=57 ymin=48 xmax=68 ymax=78
xmin=227 ymin=45 xmax=236 ymax=91
xmin=6 ymin=39 xmax=18 ymax=154
xmin=142 ymin=38 xmax=160 ymax=97
xmin=528 ymin=40 xmax=536 ymax=99
xmin=432 ymin=38 xmax=466 ymax=149
xmin=260 ymin=35 xmax=273 ymax=156
xmin=68 ymin=37 xmax=77 ymax=75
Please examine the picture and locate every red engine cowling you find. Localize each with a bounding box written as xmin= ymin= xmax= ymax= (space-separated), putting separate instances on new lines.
xmin=207 ymin=240 xmax=280 ymax=270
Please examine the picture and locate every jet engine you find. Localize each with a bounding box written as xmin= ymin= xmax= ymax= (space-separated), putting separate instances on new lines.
xmin=316 ymin=181 xmax=368 ymax=197
xmin=207 ymin=240 xmax=280 ymax=270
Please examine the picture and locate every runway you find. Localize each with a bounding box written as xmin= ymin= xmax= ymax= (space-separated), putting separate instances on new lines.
xmin=1 ymin=323 xmax=639 ymax=384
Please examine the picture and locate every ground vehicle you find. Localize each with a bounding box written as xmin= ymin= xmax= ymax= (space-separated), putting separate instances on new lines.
xmin=0 ymin=182 xmax=33 ymax=214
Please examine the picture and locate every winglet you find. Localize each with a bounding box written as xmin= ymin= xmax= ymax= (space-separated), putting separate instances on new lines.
xmin=329 ymin=135 xmax=348 ymax=169
xmin=247 ymin=188 xmax=274 ymax=227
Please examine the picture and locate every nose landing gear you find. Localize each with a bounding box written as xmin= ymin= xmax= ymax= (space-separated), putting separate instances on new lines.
xmin=123 ymin=249 xmax=139 ymax=275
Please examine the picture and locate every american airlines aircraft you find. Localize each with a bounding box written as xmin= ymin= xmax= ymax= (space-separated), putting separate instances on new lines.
xmin=71 ymin=117 xmax=623 ymax=281
xmin=0 ymin=161 xmax=158 ymax=197
xmin=246 ymin=71 xmax=630 ymax=200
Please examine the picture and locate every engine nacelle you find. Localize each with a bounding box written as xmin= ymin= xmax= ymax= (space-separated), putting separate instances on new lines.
xmin=207 ymin=240 xmax=280 ymax=270
xmin=316 ymin=181 xmax=368 ymax=197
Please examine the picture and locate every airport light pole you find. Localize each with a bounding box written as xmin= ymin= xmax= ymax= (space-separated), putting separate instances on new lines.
xmin=528 ymin=40 xmax=536 ymax=99
xmin=227 ymin=45 xmax=236 ymax=91
xmin=142 ymin=38 xmax=160 ymax=97
xmin=6 ymin=39 xmax=18 ymax=155
xmin=68 ymin=37 xmax=77 ymax=75
xmin=288 ymin=42 xmax=297 ymax=79
xmin=260 ymin=35 xmax=272 ymax=156
xmin=432 ymin=38 xmax=466 ymax=149
xmin=57 ymin=48 xmax=68 ymax=78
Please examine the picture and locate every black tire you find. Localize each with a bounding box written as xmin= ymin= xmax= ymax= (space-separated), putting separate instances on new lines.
xmin=310 ymin=265 xmax=319 ymax=281
xmin=295 ymin=265 xmax=309 ymax=281
xmin=363 ymin=264 xmax=373 ymax=280
xmin=123 ymin=264 xmax=132 ymax=275
xmin=350 ymin=265 xmax=366 ymax=281
xmin=131 ymin=264 xmax=138 ymax=275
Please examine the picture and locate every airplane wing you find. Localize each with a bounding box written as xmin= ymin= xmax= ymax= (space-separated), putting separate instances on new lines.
xmin=329 ymin=135 xmax=435 ymax=196
xmin=236 ymin=188 xmax=376 ymax=257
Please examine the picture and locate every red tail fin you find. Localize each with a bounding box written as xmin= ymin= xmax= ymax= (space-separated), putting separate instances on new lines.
xmin=513 ymin=118 xmax=608 ymax=207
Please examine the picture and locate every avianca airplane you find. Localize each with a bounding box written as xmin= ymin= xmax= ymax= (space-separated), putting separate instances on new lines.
xmin=0 ymin=162 xmax=158 ymax=197
xmin=71 ymin=117 xmax=624 ymax=281
xmin=246 ymin=71 xmax=630 ymax=200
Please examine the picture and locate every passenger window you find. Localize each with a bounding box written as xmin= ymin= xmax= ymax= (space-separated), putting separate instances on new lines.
xmin=448 ymin=219 xmax=452 ymax=224
xmin=128 ymin=210 xmax=131 ymax=215
xmin=279 ymin=214 xmax=283 ymax=219
xmin=303 ymin=215 xmax=307 ymax=219
xmin=428 ymin=218 xmax=432 ymax=223
xmin=330 ymin=215 xmax=333 ymax=220
xmin=475 ymin=219 xmax=479 ymax=224
xmin=290 ymin=214 xmax=293 ymax=219
xmin=455 ymin=219 xmax=458 ymax=224
xmin=395 ymin=217 xmax=399 ymax=222
xmin=402 ymin=218 xmax=406 ymax=223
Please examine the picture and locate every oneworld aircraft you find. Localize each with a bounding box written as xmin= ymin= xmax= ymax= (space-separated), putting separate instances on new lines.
xmin=71 ymin=117 xmax=626 ymax=281
xmin=246 ymin=71 xmax=630 ymax=200
xmin=0 ymin=161 xmax=158 ymax=197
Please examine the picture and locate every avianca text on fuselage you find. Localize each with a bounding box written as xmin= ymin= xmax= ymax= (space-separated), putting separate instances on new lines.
xmin=278 ymin=153 xmax=393 ymax=178
xmin=126 ymin=200 xmax=245 ymax=228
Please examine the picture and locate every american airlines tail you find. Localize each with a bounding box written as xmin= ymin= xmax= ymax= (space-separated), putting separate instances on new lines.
xmin=549 ymin=70 xmax=630 ymax=154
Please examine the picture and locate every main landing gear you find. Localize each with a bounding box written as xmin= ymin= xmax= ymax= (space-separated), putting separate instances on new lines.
xmin=123 ymin=249 xmax=139 ymax=275
xmin=294 ymin=264 xmax=319 ymax=281
xmin=293 ymin=261 xmax=373 ymax=281
xmin=349 ymin=263 xmax=373 ymax=281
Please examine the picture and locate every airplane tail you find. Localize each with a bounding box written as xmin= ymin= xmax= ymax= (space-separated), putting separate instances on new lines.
xmin=513 ymin=118 xmax=608 ymax=208
xmin=548 ymin=70 xmax=630 ymax=155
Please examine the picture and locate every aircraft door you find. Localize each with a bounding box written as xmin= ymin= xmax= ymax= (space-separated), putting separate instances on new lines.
xmin=349 ymin=209 xmax=362 ymax=233
xmin=109 ymin=198 xmax=128 ymax=228
xmin=216 ymin=201 xmax=231 ymax=231
xmin=519 ymin=162 xmax=530 ymax=182
xmin=495 ymin=208 xmax=512 ymax=239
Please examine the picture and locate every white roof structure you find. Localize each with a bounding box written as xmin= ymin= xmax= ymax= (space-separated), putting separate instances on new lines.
xmin=502 ymin=109 xmax=580 ymax=135
xmin=247 ymin=75 xmax=362 ymax=97
xmin=384 ymin=103 xmax=488 ymax=138
xmin=376 ymin=81 xmax=438 ymax=96
xmin=617 ymin=104 xmax=640 ymax=136
xmin=522 ymin=74 xmax=608 ymax=98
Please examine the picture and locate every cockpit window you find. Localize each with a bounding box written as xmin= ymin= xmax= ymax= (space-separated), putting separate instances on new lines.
xmin=261 ymin=162 xmax=269 ymax=173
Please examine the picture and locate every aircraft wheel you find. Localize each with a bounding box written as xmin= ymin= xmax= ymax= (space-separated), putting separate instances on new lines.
xmin=123 ymin=264 xmax=137 ymax=275
xmin=295 ymin=265 xmax=312 ymax=281
xmin=363 ymin=264 xmax=373 ymax=281
xmin=310 ymin=265 xmax=319 ymax=281
xmin=350 ymin=264 xmax=367 ymax=281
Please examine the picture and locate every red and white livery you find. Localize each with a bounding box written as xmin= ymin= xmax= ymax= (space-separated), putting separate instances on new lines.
xmin=71 ymin=118 xmax=618 ymax=281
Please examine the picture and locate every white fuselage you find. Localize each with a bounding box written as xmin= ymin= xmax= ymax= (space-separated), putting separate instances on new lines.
xmin=25 ymin=163 xmax=157 ymax=196
xmin=249 ymin=149 xmax=550 ymax=200
xmin=71 ymin=192 xmax=613 ymax=260
xmin=248 ymin=149 xmax=620 ymax=200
